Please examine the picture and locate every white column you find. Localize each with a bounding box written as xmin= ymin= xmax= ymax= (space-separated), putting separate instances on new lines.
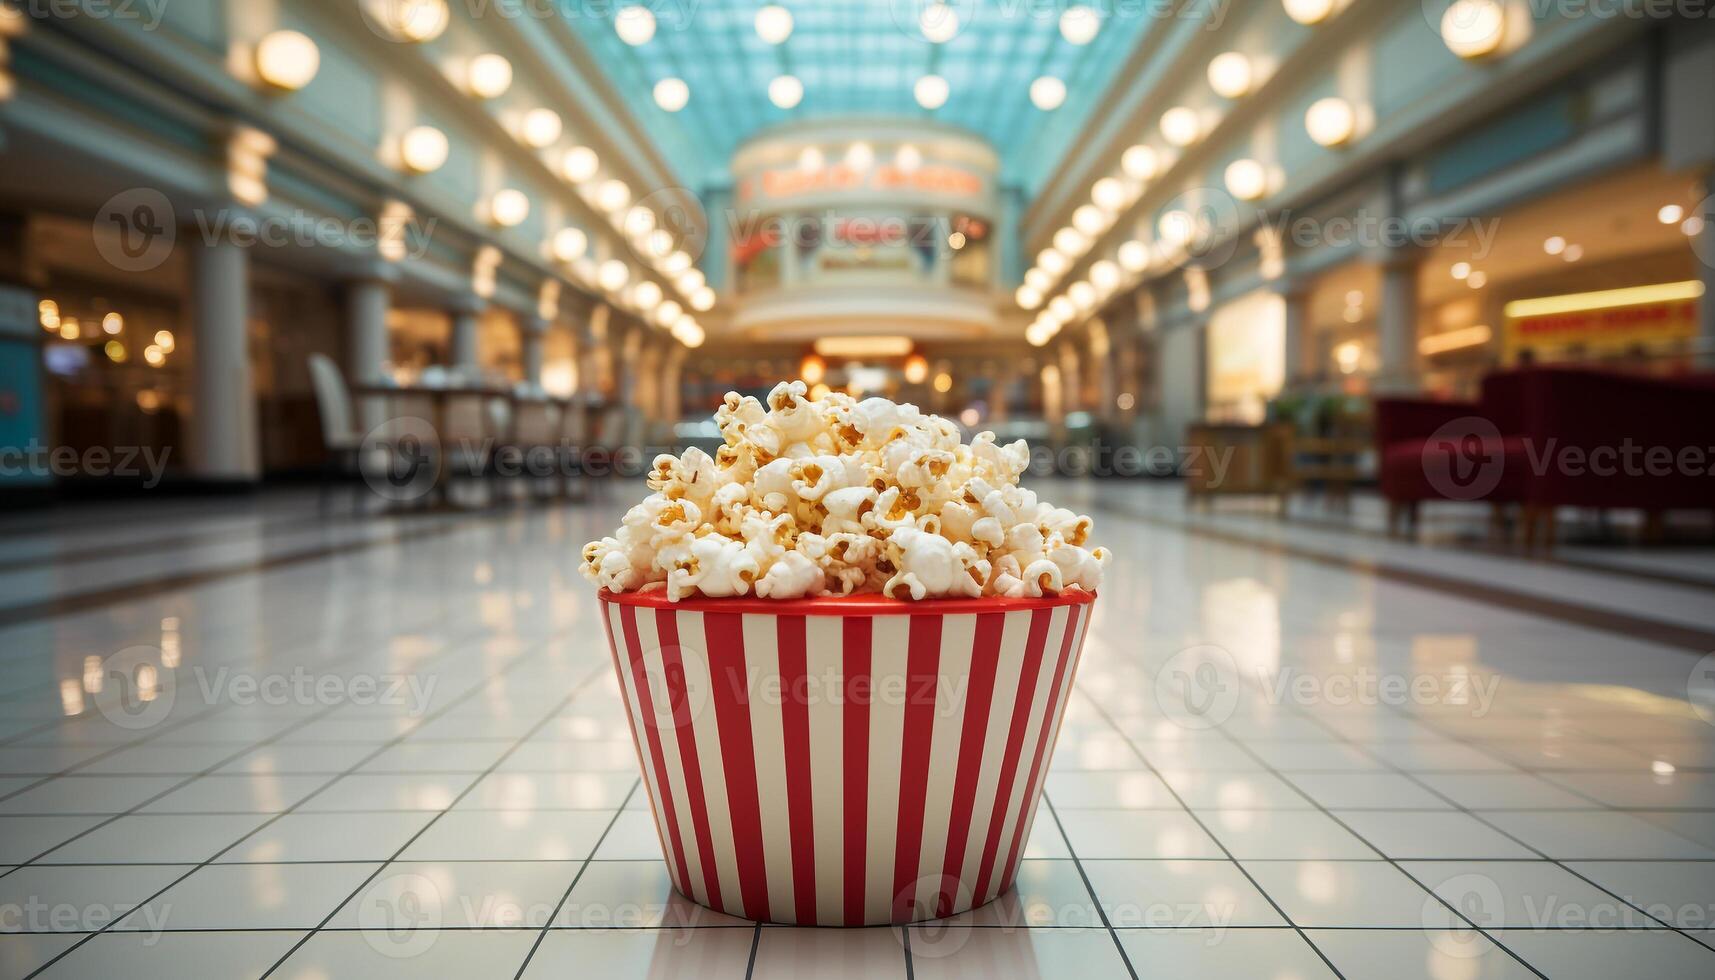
xmin=1277 ymin=280 xmax=1312 ymax=386
xmin=189 ymin=236 xmax=259 ymax=480
xmin=520 ymin=316 xmax=548 ymax=388
xmin=449 ymin=298 xmax=483 ymax=378
xmin=1377 ymin=252 xmax=1420 ymax=392
xmin=346 ymin=277 xmax=391 ymax=385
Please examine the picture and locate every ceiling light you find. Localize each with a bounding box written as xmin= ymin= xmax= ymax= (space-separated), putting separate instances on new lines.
xmin=1092 ymin=177 xmax=1128 ymax=212
xmin=1282 ymin=0 xmax=1335 ymax=25
xmin=1068 ymin=280 xmax=1096 ymax=310
xmin=1030 ymin=76 xmax=1067 ymax=111
xmin=1345 ymin=290 xmax=1364 ymax=306
xmin=1467 ymin=270 xmax=1488 ymax=289
xmin=1543 ymin=235 xmax=1565 ymax=256
xmin=1158 ymin=209 xmax=1196 ymax=248
xmin=1224 ymin=159 xmax=1268 ymax=201
xmin=677 ymin=268 xmax=706 ymax=293
xmin=813 ymin=336 xmax=914 ymax=358
xmin=562 ymin=146 xmax=600 ymax=182
xmin=1658 ymin=204 xmax=1685 ymax=225
xmin=920 ymin=3 xmax=959 ymax=43
xmin=467 ymin=53 xmax=512 ymax=98
xmin=102 ymin=313 xmax=123 ymax=335
xmin=846 ymin=141 xmax=875 ymax=170
xmin=1207 ymin=52 xmax=1253 ymax=99
xmin=769 ymin=74 xmax=803 ymax=109
xmin=1072 ymin=204 xmax=1107 ymax=237
xmin=690 ymin=287 xmax=716 ymax=311
xmin=662 ymin=249 xmax=693 ymax=273
xmin=377 ymin=0 xmax=450 ymax=42
xmin=1016 ymin=285 xmax=1043 ymax=309
xmin=1053 ymin=227 xmax=1087 ymax=255
xmin=895 ymin=144 xmax=922 ymax=171
xmin=255 ymin=30 xmax=320 ymax=91
xmin=1048 ymin=295 xmax=1076 ymax=323
xmin=1038 ymin=249 xmax=1069 ymax=276
xmin=552 ymin=227 xmax=588 ymax=262
xmin=598 ymin=259 xmax=630 ymax=292
xmin=1160 ymin=107 xmax=1201 ymax=147
xmin=1450 ymin=261 xmax=1471 ymax=280
xmin=655 ymin=300 xmax=683 ymax=329
xmin=1305 ymin=96 xmax=1356 ymax=147
xmin=645 ymin=229 xmax=675 ymax=258
xmin=1121 ymin=145 xmax=1159 ymax=181
xmin=903 ymin=354 xmax=929 ymax=384
xmin=623 ymin=207 xmax=655 ymax=238
xmin=914 ymin=74 xmax=950 ymax=110
xmin=1090 ymin=260 xmax=1121 ymax=292
xmin=615 ymin=5 xmax=656 ymax=45
xmin=1685 ymin=216 xmax=1706 ymax=237
xmin=489 ymin=189 xmax=529 ymax=227
xmin=1418 ymin=324 xmax=1493 ymax=356
xmin=632 ymin=280 xmax=663 ymax=311
xmin=799 ymin=146 xmax=824 ymax=171
xmin=1024 ymin=269 xmax=1050 ymax=291
xmin=1059 ymin=5 xmax=1101 ymax=44
xmin=399 ymin=126 xmax=449 ymax=174
xmin=1118 ymin=239 xmax=1149 ymax=273
xmin=1441 ymin=0 xmax=1506 ymax=59
xmin=520 ymin=108 xmax=562 ymax=148
xmin=1562 ymin=244 xmax=1583 ymax=262
xmin=653 ymin=77 xmax=689 ymax=112
xmin=596 ymin=178 xmax=630 ymax=212
xmin=755 ymin=4 xmax=793 ymax=44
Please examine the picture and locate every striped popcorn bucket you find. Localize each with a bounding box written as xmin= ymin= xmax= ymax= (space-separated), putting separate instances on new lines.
xmin=598 ymin=588 xmax=1095 ymax=926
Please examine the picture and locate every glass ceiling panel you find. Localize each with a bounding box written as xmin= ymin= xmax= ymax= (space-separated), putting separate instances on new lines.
xmin=562 ymin=1 xmax=1155 ymax=197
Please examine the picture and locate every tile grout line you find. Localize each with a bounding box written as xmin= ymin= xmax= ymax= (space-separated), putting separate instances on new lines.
xmin=21 ymin=628 xmax=563 ymax=979
xmin=1068 ymin=691 xmax=1350 ymax=980
xmin=255 ymin=659 xmax=610 ymax=979
xmin=509 ymin=777 xmax=643 ymax=980
xmin=1040 ymin=794 xmax=1138 ymax=980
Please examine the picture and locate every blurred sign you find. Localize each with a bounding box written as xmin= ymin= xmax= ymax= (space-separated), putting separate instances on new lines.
xmin=1504 ymin=281 xmax=1703 ymax=355
xmin=737 ymin=162 xmax=988 ymax=206
xmin=0 ymin=284 xmax=33 ymax=339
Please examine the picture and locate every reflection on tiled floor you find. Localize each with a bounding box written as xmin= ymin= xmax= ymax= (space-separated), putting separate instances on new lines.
xmin=1 ymin=482 xmax=1713 ymax=978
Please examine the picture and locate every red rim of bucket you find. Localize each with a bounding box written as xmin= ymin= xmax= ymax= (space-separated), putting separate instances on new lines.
xmin=598 ymin=587 xmax=1096 ymax=616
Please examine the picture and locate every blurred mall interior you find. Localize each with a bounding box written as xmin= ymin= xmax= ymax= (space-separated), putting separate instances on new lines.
xmin=2 ymin=1 xmax=1715 ymax=978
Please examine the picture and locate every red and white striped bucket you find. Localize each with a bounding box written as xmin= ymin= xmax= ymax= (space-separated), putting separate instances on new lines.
xmin=598 ymin=588 xmax=1095 ymax=926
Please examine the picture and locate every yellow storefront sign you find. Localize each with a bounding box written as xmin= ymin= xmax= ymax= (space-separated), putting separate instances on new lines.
xmin=1502 ymin=281 xmax=1704 ymax=356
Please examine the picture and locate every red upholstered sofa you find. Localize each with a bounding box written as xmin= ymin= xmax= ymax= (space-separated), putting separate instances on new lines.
xmin=1376 ymin=368 xmax=1715 ymax=545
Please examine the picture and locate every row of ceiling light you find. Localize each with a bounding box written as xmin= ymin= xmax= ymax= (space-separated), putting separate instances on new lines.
xmin=613 ymin=3 xmax=1102 ymax=114
xmin=259 ymin=1 xmax=709 ymax=346
xmin=1018 ymin=0 xmax=1514 ymax=348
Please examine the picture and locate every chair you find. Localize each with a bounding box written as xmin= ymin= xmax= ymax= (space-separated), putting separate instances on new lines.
xmin=1374 ymin=371 xmax=1530 ymax=537
xmin=306 ymin=353 xmax=369 ymax=514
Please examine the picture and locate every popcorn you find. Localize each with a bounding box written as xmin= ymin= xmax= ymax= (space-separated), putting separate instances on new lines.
xmin=582 ymin=383 xmax=1107 ymax=601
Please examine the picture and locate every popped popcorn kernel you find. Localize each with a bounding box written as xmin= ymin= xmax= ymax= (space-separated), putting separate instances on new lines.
xmin=580 ymin=385 xmax=1105 ymax=600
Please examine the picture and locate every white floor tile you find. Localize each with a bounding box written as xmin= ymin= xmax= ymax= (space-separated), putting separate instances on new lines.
xmin=1116 ymin=929 xmax=1335 ymax=979
xmin=452 ymin=771 xmax=638 ymax=810
xmin=328 ymin=861 xmax=579 ymax=929
xmin=116 ymin=862 xmax=380 ymax=930
xmin=397 ymin=810 xmax=614 ymax=862
xmin=0 ymin=864 xmax=190 ymax=932
xmin=274 ymin=929 xmax=539 ymax=979
xmin=219 ymin=811 xmax=436 ymax=863
xmin=296 ymin=773 xmax=480 ymax=812
xmin=1415 ymin=772 xmax=1599 ymax=809
xmin=1240 ymin=861 xmax=1436 ymax=927
xmin=1565 ymin=861 xmax=1715 ymax=928
xmin=909 ymin=927 xmax=1130 ymax=980
xmin=560 ymin=860 xmax=749 ymax=928
xmin=1332 ymin=810 xmax=1538 ymax=859
xmin=1197 ymin=809 xmax=1376 ymax=860
xmin=525 ymin=927 xmax=756 ymax=978
xmin=1282 ymin=773 xmax=1453 ymax=810
xmin=1479 ymin=811 xmax=1715 ymax=860
xmin=1081 ymin=858 xmax=1285 ymax=927
xmin=941 ymin=859 xmax=1096 ymax=926
xmin=0 ymin=815 xmax=105 ymax=863
xmin=1044 ymin=770 xmax=1179 ymax=808
xmin=37 ymin=812 xmax=271 ymax=863
xmin=0 ymin=775 xmax=183 ymax=814
xmin=1307 ymin=928 xmax=1537 ymax=979
xmin=592 ymin=809 xmax=665 ymax=861
xmin=748 ymin=926 xmax=901 ymax=979
xmin=37 ymin=930 xmax=305 ymax=980
xmin=1493 ymin=928 xmax=1715 ymax=979
xmin=1053 ymin=809 xmax=1223 ymax=859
